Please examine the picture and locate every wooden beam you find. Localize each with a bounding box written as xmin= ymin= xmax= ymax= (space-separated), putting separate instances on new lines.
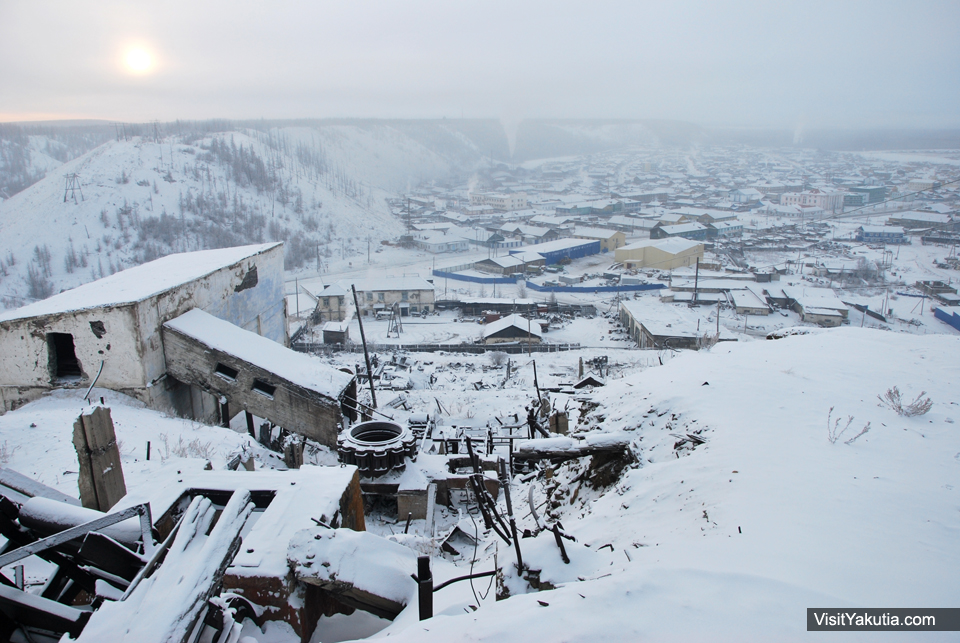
xmin=72 ymin=407 xmax=126 ymax=512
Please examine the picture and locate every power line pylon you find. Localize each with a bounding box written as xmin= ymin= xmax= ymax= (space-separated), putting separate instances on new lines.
xmin=63 ymin=174 xmax=83 ymax=204
xmin=387 ymin=302 xmax=403 ymax=338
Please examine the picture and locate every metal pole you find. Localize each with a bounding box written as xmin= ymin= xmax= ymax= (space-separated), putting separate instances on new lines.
xmin=352 ymin=285 xmax=377 ymax=409
xmin=499 ymin=460 xmax=523 ymax=571
xmin=693 ymin=257 xmax=699 ymax=305
xmin=532 ymin=360 xmax=541 ymax=404
xmin=417 ymin=556 xmax=433 ymax=620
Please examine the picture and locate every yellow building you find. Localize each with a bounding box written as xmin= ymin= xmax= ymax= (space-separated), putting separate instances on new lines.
xmin=571 ymin=227 xmax=627 ymax=252
xmin=614 ymin=238 xmax=704 ymax=270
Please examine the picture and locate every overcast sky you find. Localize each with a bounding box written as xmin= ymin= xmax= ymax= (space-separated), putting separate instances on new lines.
xmin=2 ymin=0 xmax=959 ymax=129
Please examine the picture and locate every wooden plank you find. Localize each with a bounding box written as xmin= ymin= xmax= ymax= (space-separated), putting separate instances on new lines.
xmin=73 ymin=407 xmax=126 ymax=512
xmin=0 ymin=468 xmax=81 ymax=506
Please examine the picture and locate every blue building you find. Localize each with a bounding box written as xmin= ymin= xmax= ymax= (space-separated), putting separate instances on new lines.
xmin=856 ymin=225 xmax=906 ymax=244
xmin=509 ymin=238 xmax=600 ymax=264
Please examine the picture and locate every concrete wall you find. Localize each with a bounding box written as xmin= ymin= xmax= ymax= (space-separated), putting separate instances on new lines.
xmin=137 ymin=244 xmax=286 ymax=413
xmin=0 ymin=305 xmax=143 ymax=412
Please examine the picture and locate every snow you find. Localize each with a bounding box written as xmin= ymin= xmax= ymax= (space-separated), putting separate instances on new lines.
xmin=288 ymin=528 xmax=418 ymax=605
xmin=347 ymin=328 xmax=960 ymax=642
xmin=2 ymin=137 xmax=960 ymax=641
xmin=338 ymin=275 xmax=435 ymax=293
xmin=164 ymin=308 xmax=354 ymax=397
xmin=0 ymin=243 xmax=279 ymax=322
xmin=0 ymin=122 xmax=499 ymax=309
xmin=620 ymin=237 xmax=702 ymax=254
xmin=514 ymin=432 xmax=631 ymax=456
xmin=509 ymin=238 xmax=597 ymax=255
xmin=18 ymin=496 xmax=143 ymax=546
xmin=0 ymin=388 xmax=267 ymax=499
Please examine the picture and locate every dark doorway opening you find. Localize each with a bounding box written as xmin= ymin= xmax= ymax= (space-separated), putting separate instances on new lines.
xmin=48 ymin=333 xmax=82 ymax=379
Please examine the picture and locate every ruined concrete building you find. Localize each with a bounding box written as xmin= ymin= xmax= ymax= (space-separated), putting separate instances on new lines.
xmin=0 ymin=243 xmax=355 ymax=446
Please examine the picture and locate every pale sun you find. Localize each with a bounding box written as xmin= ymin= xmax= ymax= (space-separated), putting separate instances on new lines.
xmin=124 ymin=48 xmax=153 ymax=74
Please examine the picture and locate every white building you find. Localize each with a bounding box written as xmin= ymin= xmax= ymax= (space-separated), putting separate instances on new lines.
xmin=414 ymin=231 xmax=470 ymax=254
xmin=469 ymin=192 xmax=529 ymax=211
xmin=344 ymin=276 xmax=436 ymax=316
xmin=781 ymin=189 xmax=844 ymax=213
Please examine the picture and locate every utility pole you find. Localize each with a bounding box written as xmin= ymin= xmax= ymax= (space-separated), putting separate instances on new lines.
xmin=692 ymin=257 xmax=700 ymax=306
xmin=352 ymin=285 xmax=377 ymax=409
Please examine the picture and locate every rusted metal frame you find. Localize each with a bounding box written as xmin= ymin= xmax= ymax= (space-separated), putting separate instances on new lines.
xmin=552 ymin=524 xmax=570 ymax=564
xmin=412 ymin=556 xmax=497 ymax=621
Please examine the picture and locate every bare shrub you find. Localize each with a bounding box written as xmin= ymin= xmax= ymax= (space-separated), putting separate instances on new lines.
xmin=488 ymin=351 xmax=508 ymax=366
xmin=844 ymin=422 xmax=871 ymax=445
xmin=697 ymin=332 xmax=719 ymax=351
xmin=158 ymin=432 xmax=215 ymax=459
xmin=827 ymin=408 xmax=872 ymax=445
xmin=0 ymin=441 xmax=19 ymax=464
xmin=827 ymin=407 xmax=854 ymax=444
xmin=171 ymin=437 xmax=215 ymax=459
xmin=877 ymin=387 xmax=933 ymax=417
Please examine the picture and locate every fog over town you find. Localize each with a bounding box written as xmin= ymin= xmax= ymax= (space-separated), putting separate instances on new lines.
xmin=0 ymin=2 xmax=958 ymax=642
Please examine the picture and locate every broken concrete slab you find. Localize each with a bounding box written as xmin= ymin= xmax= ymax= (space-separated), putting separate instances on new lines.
xmin=287 ymin=528 xmax=417 ymax=621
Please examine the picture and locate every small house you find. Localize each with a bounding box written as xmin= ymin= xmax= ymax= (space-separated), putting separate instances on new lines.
xmin=482 ymin=314 xmax=542 ymax=345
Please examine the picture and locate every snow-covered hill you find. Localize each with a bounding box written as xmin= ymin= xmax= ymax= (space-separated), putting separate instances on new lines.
xmin=0 ymin=120 xmax=505 ymax=310
xmin=371 ymin=328 xmax=960 ymax=642
xmin=0 ymin=122 xmax=113 ymax=199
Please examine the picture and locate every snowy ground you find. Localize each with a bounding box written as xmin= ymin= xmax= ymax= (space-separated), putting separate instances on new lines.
xmin=359 ymin=328 xmax=960 ymax=642
xmin=0 ymin=326 xmax=957 ymax=641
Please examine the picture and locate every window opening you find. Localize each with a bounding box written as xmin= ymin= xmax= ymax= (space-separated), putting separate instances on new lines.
xmin=252 ymin=379 xmax=276 ymax=399
xmin=215 ymin=363 xmax=239 ymax=381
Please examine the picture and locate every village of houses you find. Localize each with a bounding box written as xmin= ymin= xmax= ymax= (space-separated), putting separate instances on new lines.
xmin=0 ymin=144 xmax=957 ymax=642
xmin=292 ymin=146 xmax=960 ymax=354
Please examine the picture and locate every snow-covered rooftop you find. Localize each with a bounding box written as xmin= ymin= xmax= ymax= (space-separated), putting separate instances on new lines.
xmin=340 ymin=276 xmax=435 ymax=292
xmin=482 ymin=313 xmax=542 ymax=339
xmin=163 ymin=308 xmax=353 ymax=398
